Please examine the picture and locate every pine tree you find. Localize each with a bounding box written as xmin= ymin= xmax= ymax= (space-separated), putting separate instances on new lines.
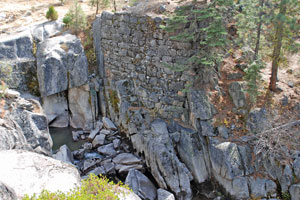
xmin=162 ymin=0 xmax=233 ymax=86
xmin=89 ymin=0 xmax=110 ymax=15
xmin=63 ymin=0 xmax=87 ymax=34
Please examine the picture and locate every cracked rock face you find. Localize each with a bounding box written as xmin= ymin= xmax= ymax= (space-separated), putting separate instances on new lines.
xmin=36 ymin=33 xmax=88 ymax=97
xmin=0 ymin=90 xmax=53 ymax=156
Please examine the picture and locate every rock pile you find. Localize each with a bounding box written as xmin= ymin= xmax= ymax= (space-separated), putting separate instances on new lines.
xmin=53 ymin=116 xmax=175 ymax=200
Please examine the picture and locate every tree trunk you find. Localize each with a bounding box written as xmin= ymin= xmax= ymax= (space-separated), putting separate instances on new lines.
xmin=113 ymin=0 xmax=117 ymax=12
xmin=96 ymin=0 xmax=99 ymax=15
xmin=269 ymin=0 xmax=286 ymax=91
xmin=253 ymin=0 xmax=265 ymax=61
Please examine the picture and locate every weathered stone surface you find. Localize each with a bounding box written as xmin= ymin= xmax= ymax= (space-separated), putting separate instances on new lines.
xmin=125 ymin=169 xmax=157 ymax=200
xmin=92 ymin=134 xmax=106 ymax=148
xmin=208 ymin=139 xmax=252 ymax=199
xmin=246 ymin=108 xmax=272 ymax=134
xmin=97 ymin=143 xmax=116 ymax=156
xmin=289 ymin=184 xmax=300 ymax=200
xmin=130 ymin=117 xmax=193 ymax=200
xmin=103 ymin=117 xmax=117 ymax=130
xmin=42 ymin=92 xmax=69 ymax=127
xmin=0 ymin=181 xmax=17 ymax=200
xmin=31 ymin=20 xmax=64 ymax=42
xmin=176 ymin=128 xmax=209 ymax=183
xmin=0 ymin=94 xmax=53 ymax=155
xmin=228 ymin=82 xmax=246 ymax=109
xmin=68 ymin=84 xmax=94 ymax=130
xmin=112 ymin=153 xmax=142 ymax=165
xmin=53 ymin=144 xmax=74 ymax=164
xmin=293 ymin=158 xmax=300 ymax=180
xmin=36 ymin=33 xmax=88 ymax=97
xmin=157 ymin=188 xmax=175 ymax=200
xmin=279 ymin=165 xmax=293 ymax=192
xmin=0 ymin=150 xmax=81 ymax=199
xmin=249 ymin=178 xmax=277 ymax=198
xmin=0 ymin=30 xmax=34 ymax=60
xmin=115 ymin=164 xmax=143 ymax=173
xmin=0 ymin=60 xmax=38 ymax=93
xmin=188 ymin=90 xmax=216 ymax=122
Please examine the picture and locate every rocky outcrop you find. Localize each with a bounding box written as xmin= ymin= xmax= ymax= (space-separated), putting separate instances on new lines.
xmin=36 ymin=33 xmax=88 ymax=97
xmin=0 ymin=89 xmax=52 ymax=155
xmin=93 ymin=10 xmax=300 ymax=200
xmin=0 ymin=150 xmax=81 ymax=199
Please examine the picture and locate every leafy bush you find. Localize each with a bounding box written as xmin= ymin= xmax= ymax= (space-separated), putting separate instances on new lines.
xmin=63 ymin=0 xmax=87 ymax=33
xmin=22 ymin=174 xmax=130 ymax=200
xmin=46 ymin=6 xmax=58 ymax=21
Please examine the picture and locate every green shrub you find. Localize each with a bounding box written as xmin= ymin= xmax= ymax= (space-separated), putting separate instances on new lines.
xmin=22 ymin=174 xmax=130 ymax=200
xmin=63 ymin=0 xmax=86 ymax=34
xmin=46 ymin=6 xmax=58 ymax=21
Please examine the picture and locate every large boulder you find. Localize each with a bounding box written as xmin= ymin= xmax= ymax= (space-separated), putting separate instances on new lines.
xmin=36 ymin=33 xmax=88 ymax=97
xmin=0 ymin=150 xmax=81 ymax=199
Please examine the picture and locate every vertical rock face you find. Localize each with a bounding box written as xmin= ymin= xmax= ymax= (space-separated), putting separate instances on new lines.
xmin=42 ymin=92 xmax=69 ymax=127
xmin=36 ymin=33 xmax=88 ymax=97
xmin=68 ymin=84 xmax=94 ymax=130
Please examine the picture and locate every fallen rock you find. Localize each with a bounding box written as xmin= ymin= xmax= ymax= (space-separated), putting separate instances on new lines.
xmin=97 ymin=143 xmax=117 ymax=156
xmin=113 ymin=138 xmax=121 ymax=149
xmin=125 ymin=169 xmax=157 ymax=200
xmin=112 ymin=153 xmax=142 ymax=165
xmin=115 ymin=164 xmax=143 ymax=173
xmin=0 ymin=150 xmax=81 ymax=199
xmin=53 ymin=144 xmax=74 ymax=164
xmin=157 ymin=188 xmax=175 ymax=200
xmin=103 ymin=117 xmax=117 ymax=130
xmin=92 ymin=134 xmax=106 ymax=148
xmin=88 ymin=128 xmax=100 ymax=142
xmin=82 ymin=158 xmax=100 ymax=173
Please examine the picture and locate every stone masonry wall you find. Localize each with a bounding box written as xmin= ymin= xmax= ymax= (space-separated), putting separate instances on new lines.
xmin=94 ymin=11 xmax=203 ymax=122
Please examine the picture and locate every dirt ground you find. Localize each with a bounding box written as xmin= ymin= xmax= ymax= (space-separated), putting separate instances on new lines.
xmin=0 ymin=0 xmax=129 ymax=35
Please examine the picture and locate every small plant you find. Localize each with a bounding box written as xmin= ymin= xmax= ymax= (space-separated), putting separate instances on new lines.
xmin=22 ymin=173 xmax=130 ymax=200
xmin=46 ymin=6 xmax=58 ymax=21
xmin=63 ymin=0 xmax=87 ymax=34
